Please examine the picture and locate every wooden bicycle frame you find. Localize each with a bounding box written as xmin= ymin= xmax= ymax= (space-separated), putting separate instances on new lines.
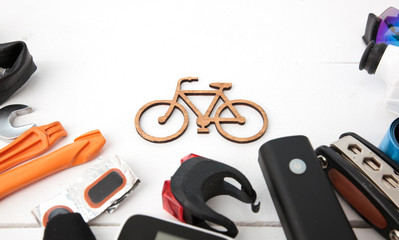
xmin=159 ymin=78 xmax=245 ymax=132
xmin=135 ymin=77 xmax=268 ymax=143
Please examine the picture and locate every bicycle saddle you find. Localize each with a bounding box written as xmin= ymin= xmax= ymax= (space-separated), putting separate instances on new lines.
xmin=0 ymin=41 xmax=37 ymax=105
xmin=209 ymin=82 xmax=232 ymax=90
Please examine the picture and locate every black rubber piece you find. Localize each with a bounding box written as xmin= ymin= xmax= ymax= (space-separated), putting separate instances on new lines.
xmin=0 ymin=41 xmax=37 ymax=105
xmin=362 ymin=13 xmax=381 ymax=44
xmin=258 ymin=136 xmax=356 ymax=240
xmin=87 ymin=170 xmax=124 ymax=204
xmin=170 ymin=156 xmax=259 ymax=238
xmin=359 ymin=41 xmax=387 ymax=74
xmin=43 ymin=213 xmax=96 ymax=240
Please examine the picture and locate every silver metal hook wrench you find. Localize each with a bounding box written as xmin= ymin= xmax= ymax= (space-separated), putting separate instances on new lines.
xmin=0 ymin=104 xmax=36 ymax=140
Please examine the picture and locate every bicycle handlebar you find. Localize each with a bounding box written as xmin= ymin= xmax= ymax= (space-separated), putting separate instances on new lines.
xmin=176 ymin=77 xmax=198 ymax=91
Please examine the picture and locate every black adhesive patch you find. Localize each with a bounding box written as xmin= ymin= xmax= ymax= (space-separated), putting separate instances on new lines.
xmin=88 ymin=171 xmax=124 ymax=204
xmin=48 ymin=207 xmax=72 ymax=221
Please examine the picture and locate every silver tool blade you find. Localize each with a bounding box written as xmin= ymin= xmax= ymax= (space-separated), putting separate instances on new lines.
xmin=0 ymin=104 xmax=36 ymax=140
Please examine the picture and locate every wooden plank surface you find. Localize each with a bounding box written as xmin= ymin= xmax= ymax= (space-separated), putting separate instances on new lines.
xmin=0 ymin=0 xmax=395 ymax=239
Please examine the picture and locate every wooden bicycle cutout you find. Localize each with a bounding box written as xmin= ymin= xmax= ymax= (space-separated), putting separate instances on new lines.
xmin=135 ymin=77 xmax=268 ymax=143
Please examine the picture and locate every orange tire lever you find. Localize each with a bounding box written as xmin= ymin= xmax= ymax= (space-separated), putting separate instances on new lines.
xmin=0 ymin=130 xmax=106 ymax=200
xmin=0 ymin=121 xmax=67 ymax=174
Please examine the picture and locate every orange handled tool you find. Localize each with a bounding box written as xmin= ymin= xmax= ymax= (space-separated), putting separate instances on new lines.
xmin=0 ymin=121 xmax=67 ymax=174
xmin=0 ymin=130 xmax=106 ymax=200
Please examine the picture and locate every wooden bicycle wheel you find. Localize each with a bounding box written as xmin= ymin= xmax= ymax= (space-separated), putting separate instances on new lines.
xmin=135 ymin=100 xmax=189 ymax=143
xmin=214 ymin=100 xmax=268 ymax=143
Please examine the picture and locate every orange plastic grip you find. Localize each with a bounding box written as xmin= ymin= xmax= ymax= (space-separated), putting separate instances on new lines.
xmin=0 ymin=122 xmax=67 ymax=174
xmin=0 ymin=130 xmax=106 ymax=200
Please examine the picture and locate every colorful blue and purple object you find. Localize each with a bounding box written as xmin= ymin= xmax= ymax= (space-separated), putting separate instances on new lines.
xmin=363 ymin=7 xmax=399 ymax=46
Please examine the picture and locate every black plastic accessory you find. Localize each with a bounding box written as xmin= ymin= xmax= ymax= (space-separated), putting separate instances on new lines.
xmin=258 ymin=136 xmax=356 ymax=240
xmin=162 ymin=154 xmax=260 ymax=238
xmin=43 ymin=213 xmax=96 ymax=240
xmin=359 ymin=41 xmax=387 ymax=74
xmin=0 ymin=41 xmax=37 ymax=105
xmin=363 ymin=13 xmax=381 ymax=44
xmin=117 ymin=214 xmax=231 ymax=240
xmin=316 ymin=132 xmax=399 ymax=240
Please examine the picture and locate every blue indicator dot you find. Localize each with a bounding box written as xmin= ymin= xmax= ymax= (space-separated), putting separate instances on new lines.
xmin=289 ymin=158 xmax=307 ymax=175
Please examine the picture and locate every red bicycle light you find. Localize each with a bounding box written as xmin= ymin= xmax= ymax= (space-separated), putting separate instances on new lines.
xmin=162 ymin=180 xmax=185 ymax=222
xmin=162 ymin=155 xmax=259 ymax=238
xmin=162 ymin=154 xmax=201 ymax=221
xmin=180 ymin=153 xmax=201 ymax=164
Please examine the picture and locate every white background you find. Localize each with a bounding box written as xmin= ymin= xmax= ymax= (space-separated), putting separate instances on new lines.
xmin=0 ymin=0 xmax=395 ymax=239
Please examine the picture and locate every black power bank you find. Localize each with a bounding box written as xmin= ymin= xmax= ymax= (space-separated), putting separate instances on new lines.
xmin=258 ymin=135 xmax=356 ymax=240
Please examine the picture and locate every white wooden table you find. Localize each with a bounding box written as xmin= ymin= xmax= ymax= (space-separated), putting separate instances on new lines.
xmin=0 ymin=0 xmax=394 ymax=239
